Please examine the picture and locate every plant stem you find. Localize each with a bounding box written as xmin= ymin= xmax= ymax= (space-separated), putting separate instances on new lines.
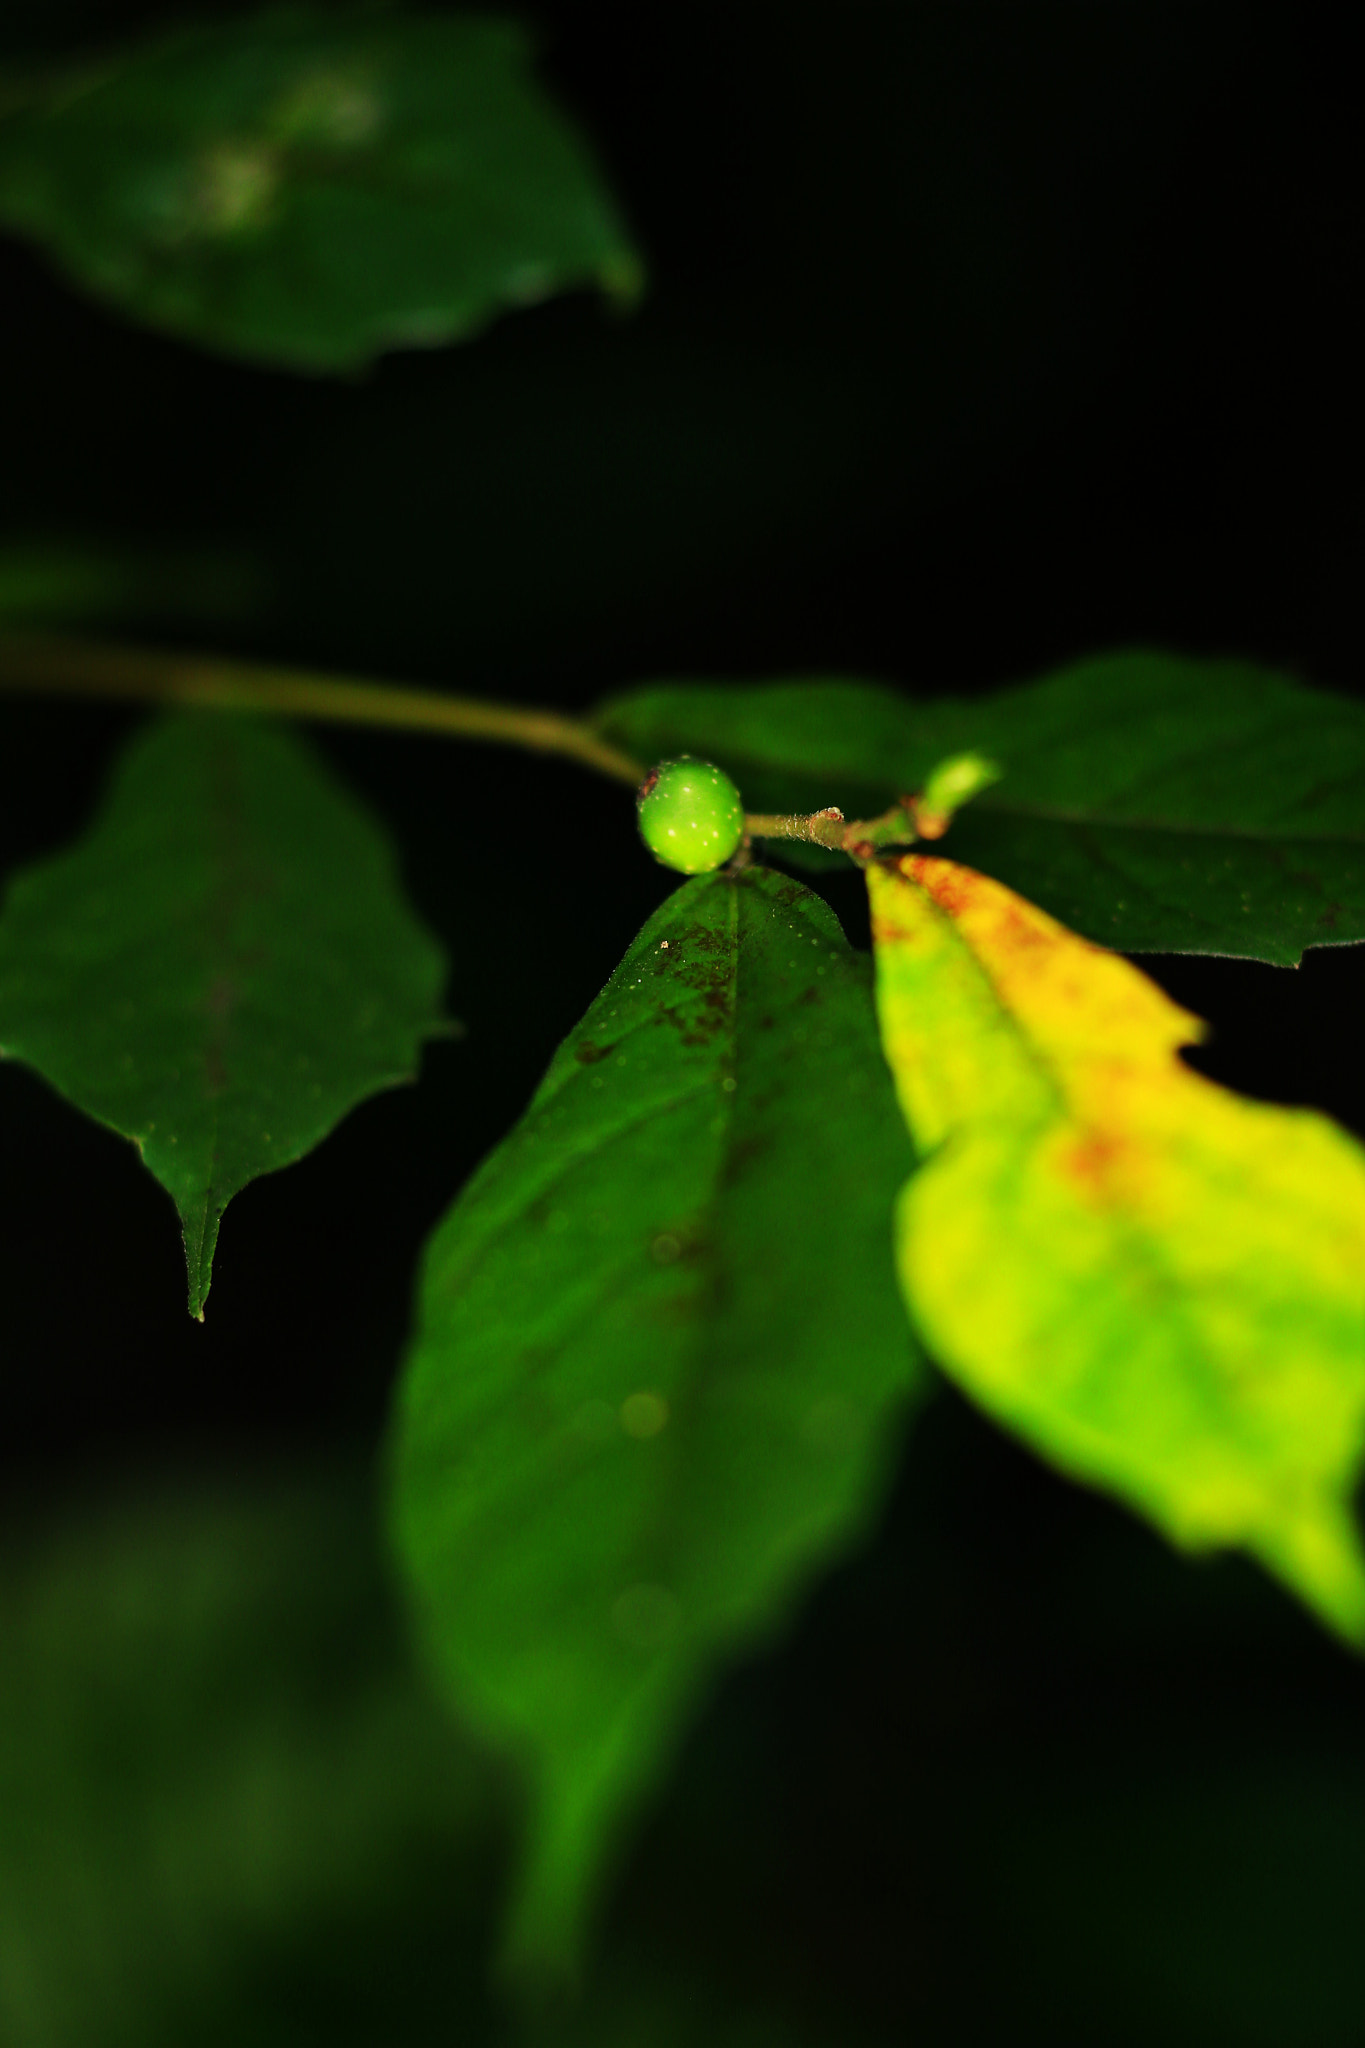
xmin=0 ymin=629 xmax=647 ymax=787
xmin=746 ymin=800 xmax=920 ymax=860
xmin=744 ymin=808 xmax=850 ymax=849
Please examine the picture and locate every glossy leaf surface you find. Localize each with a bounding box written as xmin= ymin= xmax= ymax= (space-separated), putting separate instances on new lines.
xmin=0 ymin=713 xmax=446 ymax=1316
xmin=392 ymin=867 xmax=923 ymax=1975
xmin=597 ymin=652 xmax=1365 ymax=962
xmin=869 ymin=853 xmax=1365 ymax=1638
xmin=0 ymin=7 xmax=638 ymax=372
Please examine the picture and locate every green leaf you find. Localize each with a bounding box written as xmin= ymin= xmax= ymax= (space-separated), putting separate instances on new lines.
xmin=595 ymin=652 xmax=1365 ymax=963
xmin=0 ymin=1461 xmax=497 ymax=2048
xmin=391 ymin=866 xmax=923 ymax=1979
xmin=0 ymin=712 xmax=446 ymax=1317
xmin=869 ymin=852 xmax=1365 ymax=1642
xmin=0 ymin=7 xmax=640 ymax=373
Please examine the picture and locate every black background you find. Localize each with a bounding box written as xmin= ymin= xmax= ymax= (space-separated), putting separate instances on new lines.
xmin=1 ymin=4 xmax=1363 ymax=2042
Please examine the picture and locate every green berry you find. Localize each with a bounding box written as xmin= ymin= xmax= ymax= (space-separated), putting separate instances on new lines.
xmin=637 ymin=757 xmax=745 ymax=874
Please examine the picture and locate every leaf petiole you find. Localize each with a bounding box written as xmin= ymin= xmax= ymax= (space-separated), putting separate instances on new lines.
xmin=743 ymin=801 xmax=915 ymax=859
xmin=745 ymin=754 xmax=999 ymax=860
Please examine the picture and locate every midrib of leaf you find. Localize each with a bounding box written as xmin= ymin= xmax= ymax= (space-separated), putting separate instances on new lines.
xmin=437 ymin=887 xmax=743 ymax=1405
xmin=435 ymin=903 xmax=745 ymax=1577
xmin=397 ymin=869 xmax=932 ymax=1976
xmin=880 ymin=870 xmax=1075 ymax=1123
xmin=182 ymin=738 xmax=257 ymax=1317
xmin=623 ymin=884 xmax=742 ymax=1578
xmin=888 ymin=870 xmax=1227 ymax=1385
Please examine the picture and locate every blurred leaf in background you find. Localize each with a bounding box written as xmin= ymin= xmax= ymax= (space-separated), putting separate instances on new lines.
xmin=0 ymin=1459 xmax=853 ymax=2048
xmin=0 ymin=1461 xmax=503 ymax=2048
xmin=0 ymin=537 xmax=264 ymax=630
xmin=0 ymin=6 xmax=640 ymax=371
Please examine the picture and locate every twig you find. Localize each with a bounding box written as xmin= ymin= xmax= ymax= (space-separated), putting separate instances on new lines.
xmin=0 ymin=630 xmax=646 ymax=787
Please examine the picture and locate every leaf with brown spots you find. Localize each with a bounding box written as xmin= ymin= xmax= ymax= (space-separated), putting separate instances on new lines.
xmin=869 ymin=853 xmax=1365 ymax=1640
xmin=0 ymin=713 xmax=447 ymax=1316
xmin=391 ymin=867 xmax=923 ymax=1982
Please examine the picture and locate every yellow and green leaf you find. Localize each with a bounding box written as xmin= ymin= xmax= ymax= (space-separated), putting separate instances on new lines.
xmin=867 ymin=852 xmax=1365 ymax=1640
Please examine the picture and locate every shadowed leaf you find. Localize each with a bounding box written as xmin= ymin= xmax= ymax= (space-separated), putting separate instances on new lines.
xmin=869 ymin=853 xmax=1365 ymax=1639
xmin=0 ymin=712 xmax=447 ymax=1316
xmin=0 ymin=7 xmax=639 ymax=372
xmin=596 ymin=653 xmax=1365 ymax=962
xmin=391 ymin=866 xmax=923 ymax=1980
xmin=0 ymin=540 xmax=263 ymax=630
xmin=0 ymin=1462 xmax=498 ymax=2048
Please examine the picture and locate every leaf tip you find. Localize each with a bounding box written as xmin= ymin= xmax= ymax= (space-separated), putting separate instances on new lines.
xmin=1255 ymin=1497 xmax=1365 ymax=1650
xmin=186 ymin=1265 xmax=210 ymax=1321
xmin=598 ymin=246 xmax=645 ymax=311
xmin=181 ymin=1206 xmax=221 ymax=1322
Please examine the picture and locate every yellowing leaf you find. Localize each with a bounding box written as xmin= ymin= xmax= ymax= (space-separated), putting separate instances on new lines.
xmin=867 ymin=852 xmax=1365 ymax=1641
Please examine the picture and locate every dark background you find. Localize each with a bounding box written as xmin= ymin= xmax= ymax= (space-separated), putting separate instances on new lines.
xmin=0 ymin=4 xmax=1362 ymax=2043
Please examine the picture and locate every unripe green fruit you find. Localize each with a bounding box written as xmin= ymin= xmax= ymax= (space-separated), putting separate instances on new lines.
xmin=637 ymin=757 xmax=745 ymax=873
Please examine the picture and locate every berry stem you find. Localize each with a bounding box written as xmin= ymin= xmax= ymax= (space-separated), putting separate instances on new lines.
xmin=0 ymin=629 xmax=647 ymax=786
xmin=745 ymin=800 xmax=920 ymax=861
xmin=743 ymin=807 xmax=850 ymax=849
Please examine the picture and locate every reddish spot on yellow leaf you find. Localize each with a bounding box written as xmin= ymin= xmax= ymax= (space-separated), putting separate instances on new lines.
xmin=1057 ymin=1128 xmax=1129 ymax=1197
xmin=869 ymin=853 xmax=1365 ymax=1644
